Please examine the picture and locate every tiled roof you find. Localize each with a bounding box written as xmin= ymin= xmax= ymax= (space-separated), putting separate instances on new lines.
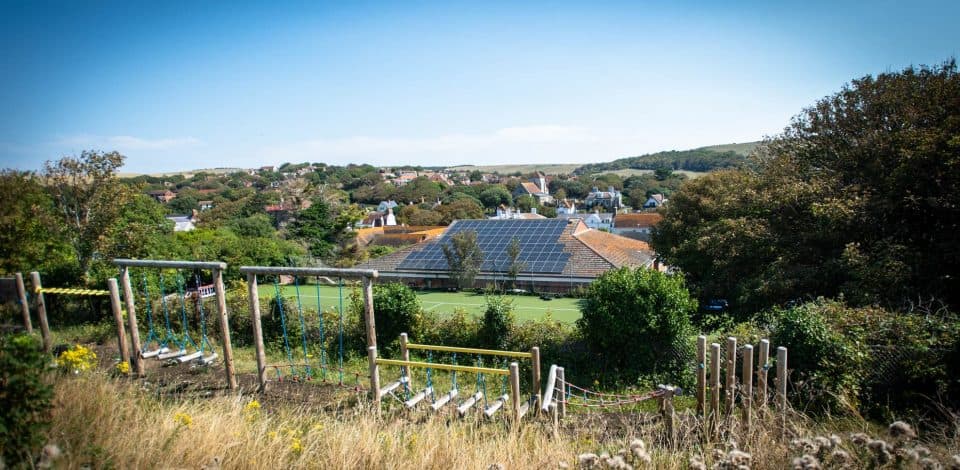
xmin=519 ymin=182 xmax=547 ymax=196
xmin=357 ymin=219 xmax=654 ymax=278
xmin=613 ymin=213 xmax=663 ymax=229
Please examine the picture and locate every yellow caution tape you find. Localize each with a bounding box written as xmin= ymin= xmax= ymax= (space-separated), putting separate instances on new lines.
xmin=36 ymin=287 xmax=110 ymax=296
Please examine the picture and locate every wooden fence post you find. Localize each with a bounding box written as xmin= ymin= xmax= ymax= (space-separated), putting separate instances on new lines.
xmin=368 ymin=346 xmax=381 ymax=411
xmin=510 ymin=362 xmax=521 ymax=423
xmin=531 ymin=346 xmax=541 ymax=413
xmin=557 ymin=367 xmax=566 ymax=419
xmin=213 ymin=268 xmax=237 ymax=390
xmin=15 ymin=273 xmax=32 ymax=333
xmin=362 ymin=276 xmax=377 ymax=348
xmin=776 ymin=346 xmax=788 ymax=410
xmin=107 ymin=279 xmax=130 ymax=367
xmin=247 ymin=273 xmax=267 ymax=391
xmin=741 ymin=344 xmax=753 ymax=433
xmin=697 ymin=335 xmax=707 ymax=417
xmin=757 ymin=339 xmax=770 ymax=409
xmin=29 ymin=272 xmax=51 ymax=354
xmin=400 ymin=333 xmax=411 ymax=390
xmin=725 ymin=337 xmax=737 ymax=414
xmin=120 ymin=267 xmax=144 ymax=377
xmin=710 ymin=342 xmax=721 ymax=437
xmin=660 ymin=386 xmax=676 ymax=447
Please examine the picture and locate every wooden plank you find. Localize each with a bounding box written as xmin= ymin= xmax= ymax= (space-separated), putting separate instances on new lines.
xmin=430 ymin=389 xmax=459 ymax=411
xmin=725 ymin=337 xmax=737 ymax=414
xmin=177 ymin=351 xmax=204 ymax=363
xmin=405 ymin=343 xmax=532 ymax=358
xmin=379 ymin=377 xmax=409 ymax=398
xmin=15 ymin=273 xmax=32 ymax=333
xmin=777 ymin=346 xmax=788 ymax=409
xmin=541 ymin=364 xmax=558 ymax=412
xmin=484 ymin=394 xmax=510 ymax=418
xmin=375 ymin=358 xmax=510 ymax=376
xmin=531 ymin=346 xmax=541 ymax=415
xmin=120 ymin=267 xmax=144 ymax=377
xmin=213 ymin=268 xmax=237 ymax=390
xmin=201 ymin=353 xmax=218 ymax=365
xmin=363 ymin=276 xmax=377 ymax=348
xmin=710 ymin=342 xmax=721 ymax=437
xmin=400 ymin=333 xmax=412 ymax=390
xmin=405 ymin=387 xmax=433 ymax=408
xmin=557 ymin=367 xmax=566 ymax=419
xmin=457 ymin=391 xmax=483 ymax=416
xmin=107 ymin=279 xmax=130 ymax=367
xmin=158 ymin=349 xmax=186 ymax=360
xmin=29 ymin=272 xmax=51 ymax=354
xmin=141 ymin=347 xmax=169 ymax=359
xmin=696 ymin=335 xmax=706 ymax=416
xmin=741 ymin=344 xmax=754 ymax=433
xmin=247 ymin=273 xmax=268 ymax=391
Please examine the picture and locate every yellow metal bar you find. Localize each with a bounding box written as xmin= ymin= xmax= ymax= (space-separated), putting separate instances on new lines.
xmin=37 ymin=287 xmax=110 ymax=296
xmin=405 ymin=343 xmax=532 ymax=359
xmin=376 ymin=358 xmax=510 ymax=376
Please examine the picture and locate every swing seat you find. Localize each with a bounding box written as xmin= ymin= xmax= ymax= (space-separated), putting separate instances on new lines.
xmin=141 ymin=346 xmax=170 ymax=359
xmin=518 ymin=394 xmax=538 ymax=419
xmin=157 ymin=349 xmax=186 ymax=360
xmin=456 ymin=391 xmax=484 ymax=416
xmin=201 ymin=353 xmax=218 ymax=365
xmin=404 ymin=387 xmax=433 ymax=408
xmin=378 ymin=376 xmax=409 ymax=399
xmin=430 ymin=389 xmax=459 ymax=411
xmin=483 ymin=394 xmax=510 ymax=418
xmin=177 ymin=351 xmax=204 ymax=363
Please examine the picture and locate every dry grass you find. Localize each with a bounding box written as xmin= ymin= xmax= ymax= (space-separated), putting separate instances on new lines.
xmin=44 ymin=372 xmax=960 ymax=469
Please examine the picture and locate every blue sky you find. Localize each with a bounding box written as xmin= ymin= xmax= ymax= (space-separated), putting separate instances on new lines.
xmin=1 ymin=1 xmax=957 ymax=173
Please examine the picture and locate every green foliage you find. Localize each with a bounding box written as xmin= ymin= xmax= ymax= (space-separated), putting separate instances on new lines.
xmin=436 ymin=198 xmax=484 ymax=225
xmin=578 ymin=267 xmax=696 ymax=386
xmin=369 ymin=283 xmax=422 ymax=350
xmin=505 ymin=237 xmax=525 ymax=289
xmin=416 ymin=308 xmax=481 ymax=347
xmin=396 ymin=205 xmax=442 ymax=226
xmin=575 ymin=147 xmax=748 ymax=175
xmin=654 ymin=60 xmax=960 ymax=314
xmin=228 ymin=214 xmax=275 ymax=238
xmin=769 ymin=302 xmax=865 ymax=412
xmin=0 ymin=170 xmax=73 ymax=275
xmin=515 ymin=195 xmax=537 ymax=212
xmin=289 ymin=199 xmax=336 ymax=257
xmin=441 ymin=230 xmax=484 ymax=290
xmin=0 ymin=334 xmax=53 ymax=466
xmin=366 ymin=245 xmax=398 ymax=259
xmin=479 ymin=186 xmax=513 ymax=209
xmin=478 ymin=295 xmax=514 ymax=350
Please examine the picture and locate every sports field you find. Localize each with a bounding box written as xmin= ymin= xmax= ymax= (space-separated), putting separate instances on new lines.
xmin=259 ymin=284 xmax=583 ymax=323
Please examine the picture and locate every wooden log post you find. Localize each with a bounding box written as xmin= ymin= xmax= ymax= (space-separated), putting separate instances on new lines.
xmin=741 ymin=344 xmax=754 ymax=433
xmin=531 ymin=346 xmax=541 ymax=413
xmin=400 ymin=333 xmax=412 ymax=390
xmin=247 ymin=273 xmax=267 ymax=391
xmin=757 ymin=339 xmax=770 ymax=409
xmin=660 ymin=386 xmax=677 ymax=447
xmin=107 ymin=279 xmax=130 ymax=367
xmin=15 ymin=273 xmax=32 ymax=333
xmin=725 ymin=337 xmax=737 ymax=415
xmin=212 ymin=268 xmax=238 ymax=390
xmin=709 ymin=342 xmax=721 ymax=437
xmin=362 ymin=276 xmax=377 ymax=349
xmin=368 ymin=346 xmax=381 ymax=411
xmin=776 ymin=346 xmax=788 ymax=410
xmin=510 ymin=362 xmax=521 ymax=423
xmin=557 ymin=366 xmax=566 ymax=419
xmin=29 ymin=272 xmax=52 ymax=355
xmin=120 ymin=267 xmax=144 ymax=377
xmin=697 ymin=335 xmax=707 ymax=417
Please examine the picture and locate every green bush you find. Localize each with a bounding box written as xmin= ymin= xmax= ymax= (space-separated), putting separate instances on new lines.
xmin=577 ymin=267 xmax=696 ymax=386
xmin=478 ymin=295 xmax=513 ymax=350
xmin=359 ymin=283 xmax=421 ymax=351
xmin=769 ymin=301 xmax=866 ymax=412
xmin=0 ymin=334 xmax=53 ymax=466
xmin=417 ymin=308 xmax=480 ymax=347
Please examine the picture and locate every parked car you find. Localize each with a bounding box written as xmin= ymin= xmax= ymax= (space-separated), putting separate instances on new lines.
xmin=703 ymin=299 xmax=729 ymax=312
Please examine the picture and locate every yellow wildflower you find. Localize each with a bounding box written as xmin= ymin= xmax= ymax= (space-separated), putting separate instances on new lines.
xmin=290 ymin=437 xmax=303 ymax=454
xmin=115 ymin=361 xmax=130 ymax=375
xmin=268 ymin=431 xmax=278 ymax=439
xmin=56 ymin=345 xmax=98 ymax=373
xmin=173 ymin=412 xmax=193 ymax=427
xmin=245 ymin=400 xmax=261 ymax=412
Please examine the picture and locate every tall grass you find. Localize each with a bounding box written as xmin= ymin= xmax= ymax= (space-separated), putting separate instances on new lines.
xmin=45 ymin=372 xmax=960 ymax=469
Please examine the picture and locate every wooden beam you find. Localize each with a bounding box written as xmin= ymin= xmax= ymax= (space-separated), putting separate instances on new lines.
xmin=29 ymin=272 xmax=51 ymax=354
xmin=247 ymin=273 xmax=267 ymax=391
xmin=120 ymin=267 xmax=144 ymax=377
xmin=213 ymin=268 xmax=237 ymax=390
xmin=107 ymin=279 xmax=130 ymax=367
xmin=14 ymin=273 xmax=32 ymax=333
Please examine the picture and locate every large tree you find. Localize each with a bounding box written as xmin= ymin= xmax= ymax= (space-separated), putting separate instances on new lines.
xmin=0 ymin=170 xmax=72 ymax=275
xmin=441 ymin=230 xmax=485 ymax=290
xmin=42 ymin=151 xmax=134 ymax=281
xmin=653 ymin=60 xmax=960 ymax=314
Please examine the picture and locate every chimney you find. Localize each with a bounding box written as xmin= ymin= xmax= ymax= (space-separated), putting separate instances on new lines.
xmin=530 ymin=207 xmax=537 ymax=215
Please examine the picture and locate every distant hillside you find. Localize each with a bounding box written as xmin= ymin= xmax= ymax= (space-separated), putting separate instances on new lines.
xmin=573 ymin=141 xmax=760 ymax=175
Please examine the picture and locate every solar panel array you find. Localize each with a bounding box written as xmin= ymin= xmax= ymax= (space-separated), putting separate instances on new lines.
xmin=397 ymin=219 xmax=572 ymax=274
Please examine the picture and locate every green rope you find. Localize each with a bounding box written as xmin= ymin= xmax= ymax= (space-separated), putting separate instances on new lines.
xmin=140 ymin=273 xmax=160 ymax=351
xmin=273 ymin=280 xmax=296 ymax=376
xmin=478 ymin=355 xmax=487 ymax=408
xmin=193 ymin=273 xmax=215 ymax=355
xmin=158 ymin=273 xmax=183 ymax=350
xmin=316 ymin=278 xmax=326 ymax=381
xmin=175 ymin=273 xmax=199 ymax=352
xmin=293 ymin=277 xmax=311 ymax=378
xmin=337 ymin=277 xmax=344 ymax=385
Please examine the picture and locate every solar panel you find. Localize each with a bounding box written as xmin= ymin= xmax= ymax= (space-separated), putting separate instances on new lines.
xmin=397 ymin=219 xmax=571 ymax=274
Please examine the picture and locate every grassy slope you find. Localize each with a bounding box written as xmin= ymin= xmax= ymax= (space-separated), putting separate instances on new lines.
xmin=261 ymin=285 xmax=583 ymax=323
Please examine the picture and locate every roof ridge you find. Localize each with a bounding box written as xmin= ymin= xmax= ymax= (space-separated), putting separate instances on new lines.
xmin=571 ymin=230 xmax=618 ymax=268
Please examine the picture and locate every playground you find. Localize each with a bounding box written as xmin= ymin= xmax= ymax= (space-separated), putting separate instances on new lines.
xmin=262 ymin=284 xmax=584 ymax=323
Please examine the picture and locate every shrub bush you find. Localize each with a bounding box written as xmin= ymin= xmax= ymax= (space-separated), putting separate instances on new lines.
xmin=478 ymin=295 xmax=513 ymax=350
xmin=0 ymin=334 xmax=53 ymax=466
xmin=577 ymin=267 xmax=696 ymax=386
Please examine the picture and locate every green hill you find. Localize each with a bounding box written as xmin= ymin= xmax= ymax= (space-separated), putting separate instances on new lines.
xmin=574 ymin=141 xmax=760 ymax=175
